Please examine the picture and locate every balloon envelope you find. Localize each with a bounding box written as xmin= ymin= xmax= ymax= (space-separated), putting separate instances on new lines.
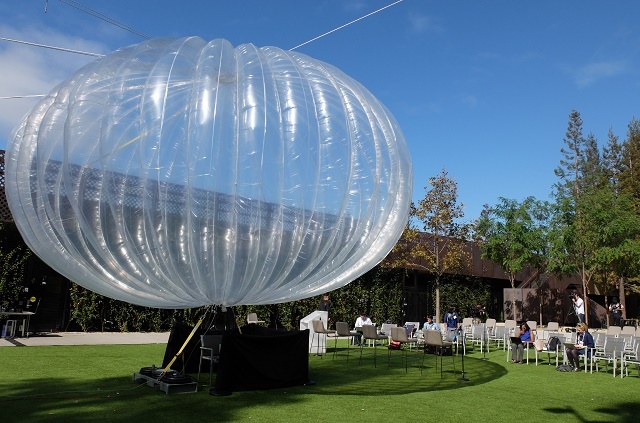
xmin=6 ymin=37 xmax=413 ymax=308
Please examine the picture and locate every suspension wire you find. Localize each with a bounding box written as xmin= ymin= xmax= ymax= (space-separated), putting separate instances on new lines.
xmin=289 ymin=0 xmax=405 ymax=51
xmin=58 ymin=0 xmax=151 ymax=40
xmin=0 ymin=94 xmax=46 ymax=99
xmin=0 ymin=36 xmax=105 ymax=57
xmin=2 ymin=1 xmax=404 ymax=99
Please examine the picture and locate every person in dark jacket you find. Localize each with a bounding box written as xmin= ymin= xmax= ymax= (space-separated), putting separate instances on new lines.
xmin=565 ymin=322 xmax=595 ymax=372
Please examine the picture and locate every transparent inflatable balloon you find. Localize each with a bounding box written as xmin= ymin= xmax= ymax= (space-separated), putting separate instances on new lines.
xmin=6 ymin=37 xmax=413 ymax=308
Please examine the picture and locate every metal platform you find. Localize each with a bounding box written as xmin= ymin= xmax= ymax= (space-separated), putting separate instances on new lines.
xmin=133 ymin=372 xmax=198 ymax=394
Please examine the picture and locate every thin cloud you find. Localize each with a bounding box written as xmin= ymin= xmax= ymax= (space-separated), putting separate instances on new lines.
xmin=461 ymin=95 xmax=478 ymax=108
xmin=0 ymin=24 xmax=106 ymax=143
xmin=342 ymin=1 xmax=367 ymax=13
xmin=408 ymin=13 xmax=443 ymax=35
xmin=573 ymin=60 xmax=628 ymax=87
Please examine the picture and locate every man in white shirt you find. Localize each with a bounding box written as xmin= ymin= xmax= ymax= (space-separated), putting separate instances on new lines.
xmin=572 ymin=291 xmax=585 ymax=323
xmin=354 ymin=313 xmax=372 ymax=345
xmin=423 ymin=316 xmax=441 ymax=331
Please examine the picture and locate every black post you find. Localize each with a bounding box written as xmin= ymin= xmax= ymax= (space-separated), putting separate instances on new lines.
xmin=458 ymin=327 xmax=469 ymax=381
xmin=481 ymin=324 xmax=489 ymax=361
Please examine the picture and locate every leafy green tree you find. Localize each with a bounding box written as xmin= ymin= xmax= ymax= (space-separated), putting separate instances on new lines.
xmin=620 ymin=117 xmax=640 ymax=204
xmin=605 ymin=117 xmax=640 ymax=302
xmin=550 ymin=112 xmax=640 ymax=324
xmin=475 ymin=197 xmax=550 ymax=319
xmin=385 ymin=168 xmax=470 ymax=323
xmin=550 ymin=110 xmax=602 ymax=323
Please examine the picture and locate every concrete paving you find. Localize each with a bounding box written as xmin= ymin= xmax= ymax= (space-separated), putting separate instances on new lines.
xmin=0 ymin=331 xmax=170 ymax=347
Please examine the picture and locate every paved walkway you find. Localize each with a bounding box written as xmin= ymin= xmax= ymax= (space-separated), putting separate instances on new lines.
xmin=0 ymin=331 xmax=170 ymax=347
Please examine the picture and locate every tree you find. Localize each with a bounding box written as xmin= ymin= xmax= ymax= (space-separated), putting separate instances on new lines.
xmin=550 ymin=110 xmax=602 ymax=324
xmin=384 ymin=168 xmax=471 ymax=323
xmin=550 ymin=112 xmax=640 ymax=325
xmin=608 ymin=117 xmax=640 ymax=302
xmin=602 ymin=128 xmax=623 ymax=189
xmin=619 ymin=117 xmax=640 ymax=204
xmin=475 ymin=197 xmax=550 ymax=320
xmin=554 ymin=109 xmax=585 ymax=198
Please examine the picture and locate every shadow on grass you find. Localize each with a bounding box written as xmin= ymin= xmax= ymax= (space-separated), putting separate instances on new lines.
xmin=0 ymin=348 xmax=504 ymax=422
xmin=300 ymin=347 xmax=507 ymax=396
xmin=1 ymin=373 xmax=307 ymax=423
xmin=544 ymin=402 xmax=640 ymax=423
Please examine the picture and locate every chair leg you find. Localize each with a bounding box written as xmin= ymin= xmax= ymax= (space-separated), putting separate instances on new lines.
xmin=451 ymin=347 xmax=456 ymax=373
xmin=373 ymin=342 xmax=377 ymax=368
xmin=312 ymin=332 xmax=322 ymax=357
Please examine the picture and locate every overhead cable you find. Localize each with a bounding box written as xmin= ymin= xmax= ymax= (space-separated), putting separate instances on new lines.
xmin=2 ymin=1 xmax=404 ymax=100
xmin=0 ymin=95 xmax=46 ymax=99
xmin=289 ymin=0 xmax=405 ymax=51
xmin=58 ymin=0 xmax=151 ymax=39
xmin=0 ymin=36 xmax=105 ymax=57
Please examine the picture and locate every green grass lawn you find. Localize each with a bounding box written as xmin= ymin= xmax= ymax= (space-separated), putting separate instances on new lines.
xmin=0 ymin=340 xmax=638 ymax=422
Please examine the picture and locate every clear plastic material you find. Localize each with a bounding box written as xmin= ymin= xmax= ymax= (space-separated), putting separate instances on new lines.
xmin=6 ymin=37 xmax=413 ymax=308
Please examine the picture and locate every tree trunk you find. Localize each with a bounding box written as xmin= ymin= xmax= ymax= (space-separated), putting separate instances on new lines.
xmin=511 ymin=276 xmax=517 ymax=320
xmin=539 ymin=296 xmax=543 ymax=327
xmin=619 ymin=277 xmax=626 ymax=320
xmin=435 ymin=275 xmax=441 ymax=324
xmin=582 ymin=276 xmax=589 ymax=327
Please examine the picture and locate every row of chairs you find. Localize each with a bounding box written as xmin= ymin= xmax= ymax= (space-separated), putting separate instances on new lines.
xmin=309 ymin=320 xmax=456 ymax=376
xmin=506 ymin=328 xmax=640 ymax=378
xmin=586 ymin=332 xmax=640 ymax=377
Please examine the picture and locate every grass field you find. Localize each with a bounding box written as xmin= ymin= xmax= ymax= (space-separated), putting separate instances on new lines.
xmin=1 ymin=340 xmax=638 ymax=422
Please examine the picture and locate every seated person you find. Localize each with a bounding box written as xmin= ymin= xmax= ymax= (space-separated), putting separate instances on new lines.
xmin=565 ymin=322 xmax=595 ymax=372
xmin=422 ymin=316 xmax=441 ymax=331
xmin=511 ymin=322 xmax=534 ymax=364
xmin=472 ymin=304 xmax=487 ymax=323
xmin=353 ymin=313 xmax=372 ymax=345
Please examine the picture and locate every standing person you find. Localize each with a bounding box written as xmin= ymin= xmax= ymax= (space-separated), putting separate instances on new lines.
xmin=565 ymin=322 xmax=595 ymax=372
xmin=571 ymin=291 xmax=585 ymax=323
xmin=609 ymin=297 xmax=624 ymax=327
xmin=443 ymin=306 xmax=459 ymax=341
xmin=319 ymin=294 xmax=333 ymax=328
xmin=319 ymin=294 xmax=332 ymax=313
xmin=353 ymin=313 xmax=372 ymax=346
xmin=511 ymin=322 xmax=534 ymax=364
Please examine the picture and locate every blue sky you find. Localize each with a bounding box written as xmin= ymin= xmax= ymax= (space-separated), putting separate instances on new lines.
xmin=1 ymin=0 xmax=639 ymax=221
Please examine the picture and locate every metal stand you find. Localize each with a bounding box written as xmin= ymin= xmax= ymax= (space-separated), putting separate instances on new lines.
xmin=481 ymin=325 xmax=489 ymax=361
xmin=458 ymin=328 xmax=469 ymax=382
xmin=133 ymin=372 xmax=198 ymax=394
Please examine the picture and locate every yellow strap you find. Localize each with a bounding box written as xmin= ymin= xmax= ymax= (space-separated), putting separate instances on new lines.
xmin=162 ymin=317 xmax=204 ymax=375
